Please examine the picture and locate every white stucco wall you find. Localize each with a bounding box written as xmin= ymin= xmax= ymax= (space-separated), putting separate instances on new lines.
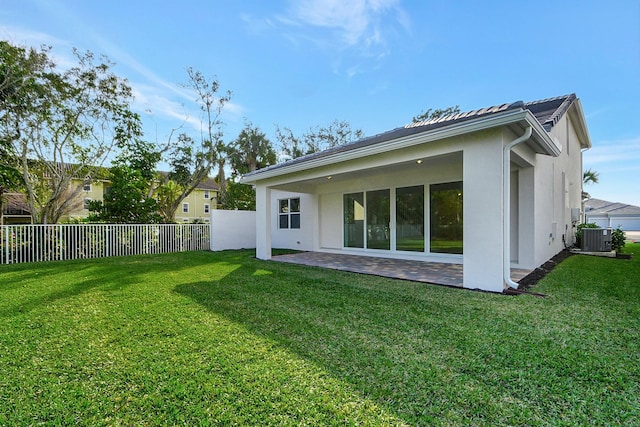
xmin=531 ymin=113 xmax=584 ymax=266
xmin=210 ymin=210 xmax=256 ymax=251
xmin=270 ymin=190 xmax=316 ymax=251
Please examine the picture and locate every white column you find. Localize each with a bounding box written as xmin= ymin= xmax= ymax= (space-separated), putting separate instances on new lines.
xmin=463 ymin=139 xmax=505 ymax=292
xmin=255 ymin=184 xmax=272 ymax=260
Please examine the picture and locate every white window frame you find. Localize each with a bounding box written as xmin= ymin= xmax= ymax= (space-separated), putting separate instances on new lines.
xmin=204 ymin=204 xmax=210 ymax=214
xmin=83 ymin=198 xmax=92 ymax=210
xmin=182 ymin=203 xmax=189 ymax=213
xmin=204 ymin=190 xmax=210 ymax=199
xmin=278 ymin=198 xmax=300 ymax=229
xmin=83 ymin=183 xmax=92 ymax=192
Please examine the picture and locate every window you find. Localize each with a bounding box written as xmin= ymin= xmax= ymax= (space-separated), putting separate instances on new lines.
xmin=204 ymin=190 xmax=210 ymax=199
xmin=83 ymin=198 xmax=92 ymax=210
xmin=83 ymin=183 xmax=91 ymax=192
xmin=204 ymin=204 xmax=210 ymax=214
xmin=182 ymin=203 xmax=189 ymax=213
xmin=279 ymin=198 xmax=300 ymax=229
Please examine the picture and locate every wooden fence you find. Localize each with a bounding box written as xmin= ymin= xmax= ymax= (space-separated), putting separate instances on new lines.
xmin=0 ymin=224 xmax=210 ymax=265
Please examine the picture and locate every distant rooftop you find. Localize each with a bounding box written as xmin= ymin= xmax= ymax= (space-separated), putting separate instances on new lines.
xmin=585 ymin=198 xmax=640 ymax=216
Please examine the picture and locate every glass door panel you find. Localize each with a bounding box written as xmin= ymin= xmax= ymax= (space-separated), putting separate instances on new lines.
xmin=344 ymin=193 xmax=364 ymax=248
xmin=396 ymin=185 xmax=424 ymax=252
xmin=366 ymin=189 xmax=390 ymax=250
xmin=429 ymin=182 xmax=463 ymax=254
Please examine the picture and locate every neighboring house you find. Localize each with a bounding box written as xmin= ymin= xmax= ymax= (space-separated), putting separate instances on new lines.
xmin=1 ymin=192 xmax=32 ymax=224
xmin=1 ymin=175 xmax=219 ymax=224
xmin=584 ymin=198 xmax=640 ymax=231
xmin=172 ymin=177 xmax=219 ymax=223
xmin=240 ymin=94 xmax=591 ymax=293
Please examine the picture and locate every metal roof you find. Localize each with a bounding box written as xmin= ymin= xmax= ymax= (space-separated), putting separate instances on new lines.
xmin=241 ymin=94 xmax=579 ymax=181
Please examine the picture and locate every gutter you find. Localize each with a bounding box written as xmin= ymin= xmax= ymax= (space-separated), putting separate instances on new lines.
xmin=503 ymin=126 xmax=533 ymax=289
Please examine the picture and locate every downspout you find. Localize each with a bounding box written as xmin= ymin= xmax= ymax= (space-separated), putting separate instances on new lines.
xmin=504 ymin=126 xmax=532 ymax=289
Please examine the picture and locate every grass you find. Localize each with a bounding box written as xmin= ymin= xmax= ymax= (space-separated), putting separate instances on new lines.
xmin=1 ymin=244 xmax=639 ymax=426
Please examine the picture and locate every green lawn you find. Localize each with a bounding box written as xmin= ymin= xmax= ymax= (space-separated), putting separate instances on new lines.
xmin=1 ymin=245 xmax=639 ymax=426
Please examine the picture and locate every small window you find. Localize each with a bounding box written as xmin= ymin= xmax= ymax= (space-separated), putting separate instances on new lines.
xmin=83 ymin=198 xmax=92 ymax=209
xmin=182 ymin=203 xmax=189 ymax=213
xmin=204 ymin=190 xmax=210 ymax=199
xmin=204 ymin=204 xmax=210 ymax=214
xmin=83 ymin=183 xmax=91 ymax=192
xmin=279 ymin=198 xmax=300 ymax=229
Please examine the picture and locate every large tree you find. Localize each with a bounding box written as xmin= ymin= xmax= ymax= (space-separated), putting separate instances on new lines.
xmin=157 ymin=68 xmax=231 ymax=221
xmin=223 ymin=121 xmax=277 ymax=210
xmin=229 ymin=121 xmax=277 ymax=175
xmin=0 ymin=41 xmax=141 ymax=223
xmin=275 ymin=119 xmax=364 ymax=161
xmin=0 ymin=41 xmax=49 ymax=222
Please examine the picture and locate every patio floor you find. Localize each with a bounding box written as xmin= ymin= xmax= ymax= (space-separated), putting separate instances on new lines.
xmin=272 ymin=251 xmax=532 ymax=288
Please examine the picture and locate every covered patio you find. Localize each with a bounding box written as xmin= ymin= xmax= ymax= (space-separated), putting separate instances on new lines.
xmin=273 ymin=252 xmax=532 ymax=288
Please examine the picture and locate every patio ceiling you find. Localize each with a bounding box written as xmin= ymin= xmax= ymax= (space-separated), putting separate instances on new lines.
xmin=271 ymin=151 xmax=463 ymax=193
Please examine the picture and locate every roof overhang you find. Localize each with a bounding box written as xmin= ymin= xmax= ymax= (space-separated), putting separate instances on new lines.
xmin=567 ymin=98 xmax=592 ymax=149
xmin=240 ymin=108 xmax=560 ymax=184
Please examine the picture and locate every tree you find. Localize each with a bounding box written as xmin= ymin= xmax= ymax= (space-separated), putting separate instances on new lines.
xmin=229 ymin=121 xmax=277 ymax=175
xmin=223 ymin=121 xmax=277 ymax=209
xmin=275 ymin=119 xmax=363 ymax=161
xmin=159 ymin=68 xmax=231 ymax=220
xmin=1 ymin=41 xmax=141 ymax=223
xmin=412 ymin=106 xmax=461 ymax=123
xmin=88 ymin=139 xmax=162 ymax=223
xmin=583 ymin=168 xmax=599 ymax=185
xmin=0 ymin=41 xmax=50 ymax=223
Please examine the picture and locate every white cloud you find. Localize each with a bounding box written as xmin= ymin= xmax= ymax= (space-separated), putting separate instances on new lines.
xmin=2 ymin=24 xmax=243 ymax=143
xmin=257 ymin=0 xmax=410 ymax=75
xmin=583 ymin=137 xmax=640 ymax=166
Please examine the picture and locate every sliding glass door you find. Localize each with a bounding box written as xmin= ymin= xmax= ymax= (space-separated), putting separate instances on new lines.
xmin=396 ymin=185 xmax=424 ymax=252
xmin=344 ymin=193 xmax=364 ymax=248
xmin=429 ymin=182 xmax=463 ymax=254
xmin=343 ymin=182 xmax=462 ymax=255
xmin=366 ymin=189 xmax=390 ymax=250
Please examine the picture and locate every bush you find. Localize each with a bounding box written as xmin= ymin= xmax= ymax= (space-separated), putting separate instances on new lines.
xmin=612 ymin=227 xmax=626 ymax=253
xmin=576 ymin=222 xmax=599 ymax=248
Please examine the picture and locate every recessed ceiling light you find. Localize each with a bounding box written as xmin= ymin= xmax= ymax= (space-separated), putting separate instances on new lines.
xmin=327 ymin=176 xmax=333 ymax=180
xmin=416 ymin=159 xmax=423 ymax=164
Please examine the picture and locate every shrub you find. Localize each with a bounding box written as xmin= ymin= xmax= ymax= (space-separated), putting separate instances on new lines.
xmin=575 ymin=222 xmax=599 ymax=248
xmin=611 ymin=227 xmax=626 ymax=253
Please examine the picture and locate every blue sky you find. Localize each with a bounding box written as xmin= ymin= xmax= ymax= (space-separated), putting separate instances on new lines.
xmin=2 ymin=0 xmax=639 ymax=205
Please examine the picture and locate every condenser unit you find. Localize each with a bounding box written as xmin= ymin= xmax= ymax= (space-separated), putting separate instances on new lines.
xmin=582 ymin=228 xmax=612 ymax=252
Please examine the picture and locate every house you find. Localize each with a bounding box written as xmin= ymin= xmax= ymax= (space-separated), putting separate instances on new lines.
xmin=171 ymin=177 xmax=219 ymax=223
xmin=72 ymin=176 xmax=219 ymax=223
xmin=1 ymin=174 xmax=219 ymax=224
xmin=584 ymin=198 xmax=640 ymax=231
xmin=240 ymin=94 xmax=591 ymax=293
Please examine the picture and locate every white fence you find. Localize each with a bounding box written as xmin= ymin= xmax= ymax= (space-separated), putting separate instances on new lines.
xmin=0 ymin=224 xmax=210 ymax=265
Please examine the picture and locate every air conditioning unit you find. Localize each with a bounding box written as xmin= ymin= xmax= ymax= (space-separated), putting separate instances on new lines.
xmin=582 ymin=228 xmax=612 ymax=252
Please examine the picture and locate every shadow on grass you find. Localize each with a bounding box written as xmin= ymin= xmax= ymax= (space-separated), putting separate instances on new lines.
xmin=173 ymin=260 xmax=499 ymax=424
xmin=0 ymin=250 xmax=224 ymax=318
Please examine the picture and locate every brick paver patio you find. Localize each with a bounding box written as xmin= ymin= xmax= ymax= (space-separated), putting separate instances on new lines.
xmin=273 ymin=252 xmax=531 ymax=288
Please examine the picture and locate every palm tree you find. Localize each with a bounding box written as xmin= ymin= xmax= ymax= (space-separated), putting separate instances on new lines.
xmin=583 ymin=168 xmax=599 ymax=185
